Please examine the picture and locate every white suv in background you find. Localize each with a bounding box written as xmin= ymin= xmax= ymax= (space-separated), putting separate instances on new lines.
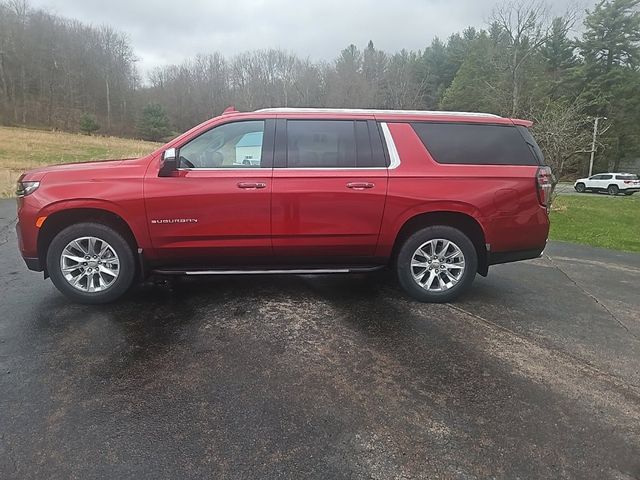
xmin=574 ymin=173 xmax=640 ymax=196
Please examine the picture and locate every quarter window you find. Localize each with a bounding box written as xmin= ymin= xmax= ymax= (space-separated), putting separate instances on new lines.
xmin=412 ymin=123 xmax=539 ymax=166
xmin=179 ymin=121 xmax=265 ymax=169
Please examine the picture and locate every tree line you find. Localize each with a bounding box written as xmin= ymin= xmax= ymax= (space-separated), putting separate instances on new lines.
xmin=0 ymin=0 xmax=639 ymax=177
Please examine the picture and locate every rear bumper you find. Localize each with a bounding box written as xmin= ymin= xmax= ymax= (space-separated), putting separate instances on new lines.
xmin=488 ymin=247 xmax=544 ymax=266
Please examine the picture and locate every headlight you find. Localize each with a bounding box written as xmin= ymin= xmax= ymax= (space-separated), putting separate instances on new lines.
xmin=16 ymin=180 xmax=40 ymax=197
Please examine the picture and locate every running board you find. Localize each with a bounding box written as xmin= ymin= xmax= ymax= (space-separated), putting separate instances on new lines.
xmin=151 ymin=266 xmax=385 ymax=276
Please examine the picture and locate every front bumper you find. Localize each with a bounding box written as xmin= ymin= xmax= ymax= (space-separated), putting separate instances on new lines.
xmin=16 ymin=221 xmax=43 ymax=271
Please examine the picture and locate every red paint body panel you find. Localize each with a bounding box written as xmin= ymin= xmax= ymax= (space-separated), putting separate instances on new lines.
xmin=271 ymin=168 xmax=388 ymax=257
xmin=16 ymin=109 xmax=549 ymax=273
xmin=143 ymin=156 xmax=272 ymax=264
xmin=17 ymin=157 xmax=152 ymax=258
xmin=376 ymin=123 xmax=549 ymax=257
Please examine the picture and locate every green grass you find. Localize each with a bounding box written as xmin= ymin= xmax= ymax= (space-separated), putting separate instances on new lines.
xmin=550 ymin=195 xmax=640 ymax=252
xmin=0 ymin=126 xmax=160 ymax=197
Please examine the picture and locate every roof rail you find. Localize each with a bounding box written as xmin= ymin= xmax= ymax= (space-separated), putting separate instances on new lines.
xmin=255 ymin=107 xmax=501 ymax=118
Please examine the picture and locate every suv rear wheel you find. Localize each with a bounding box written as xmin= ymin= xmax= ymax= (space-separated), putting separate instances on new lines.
xmin=607 ymin=184 xmax=619 ymax=195
xmin=46 ymin=222 xmax=136 ymax=304
xmin=396 ymin=226 xmax=478 ymax=303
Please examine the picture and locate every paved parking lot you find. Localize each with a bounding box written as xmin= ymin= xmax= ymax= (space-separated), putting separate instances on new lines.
xmin=1 ymin=199 xmax=639 ymax=479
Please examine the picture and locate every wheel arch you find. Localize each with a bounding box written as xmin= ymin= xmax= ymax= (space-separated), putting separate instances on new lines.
xmin=37 ymin=208 xmax=139 ymax=275
xmin=391 ymin=211 xmax=489 ymax=276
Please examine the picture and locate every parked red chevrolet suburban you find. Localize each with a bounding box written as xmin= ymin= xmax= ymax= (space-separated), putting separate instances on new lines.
xmin=16 ymin=108 xmax=553 ymax=304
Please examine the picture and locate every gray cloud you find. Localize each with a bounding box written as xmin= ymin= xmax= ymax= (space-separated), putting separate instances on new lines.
xmin=30 ymin=0 xmax=584 ymax=76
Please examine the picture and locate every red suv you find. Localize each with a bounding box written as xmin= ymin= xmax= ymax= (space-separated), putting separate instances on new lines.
xmin=16 ymin=108 xmax=553 ymax=304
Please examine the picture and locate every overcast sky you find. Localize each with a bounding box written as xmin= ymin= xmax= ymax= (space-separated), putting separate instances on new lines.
xmin=31 ymin=0 xmax=586 ymax=77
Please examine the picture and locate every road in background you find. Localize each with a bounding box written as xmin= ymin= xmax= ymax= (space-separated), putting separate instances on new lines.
xmin=1 ymin=199 xmax=639 ymax=479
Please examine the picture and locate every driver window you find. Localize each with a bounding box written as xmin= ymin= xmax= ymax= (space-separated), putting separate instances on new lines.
xmin=179 ymin=121 xmax=265 ymax=169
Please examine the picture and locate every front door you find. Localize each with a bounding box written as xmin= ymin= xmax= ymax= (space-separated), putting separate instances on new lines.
xmin=271 ymin=119 xmax=388 ymax=261
xmin=144 ymin=119 xmax=275 ymax=265
xmin=585 ymin=174 xmax=611 ymax=190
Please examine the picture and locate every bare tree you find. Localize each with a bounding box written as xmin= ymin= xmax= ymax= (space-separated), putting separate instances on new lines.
xmin=491 ymin=0 xmax=576 ymax=115
xmin=528 ymin=96 xmax=596 ymax=178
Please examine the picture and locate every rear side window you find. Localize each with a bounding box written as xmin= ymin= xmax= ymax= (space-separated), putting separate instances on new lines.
xmin=616 ymin=174 xmax=638 ymax=180
xmin=411 ymin=123 xmax=540 ymax=166
xmin=287 ymin=120 xmax=356 ymax=168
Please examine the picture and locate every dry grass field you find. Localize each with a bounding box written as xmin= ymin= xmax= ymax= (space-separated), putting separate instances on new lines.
xmin=0 ymin=126 xmax=160 ymax=197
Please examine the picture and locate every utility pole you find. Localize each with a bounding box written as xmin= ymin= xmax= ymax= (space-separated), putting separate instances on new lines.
xmin=588 ymin=116 xmax=606 ymax=177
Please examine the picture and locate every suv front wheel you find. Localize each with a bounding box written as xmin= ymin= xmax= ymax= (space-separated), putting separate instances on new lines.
xmin=396 ymin=226 xmax=478 ymax=303
xmin=46 ymin=222 xmax=136 ymax=304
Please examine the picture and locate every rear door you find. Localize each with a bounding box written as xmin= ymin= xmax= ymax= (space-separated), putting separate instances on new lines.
xmin=271 ymin=118 xmax=388 ymax=260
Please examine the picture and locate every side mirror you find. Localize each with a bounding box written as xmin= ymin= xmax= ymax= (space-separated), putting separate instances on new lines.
xmin=158 ymin=148 xmax=178 ymax=177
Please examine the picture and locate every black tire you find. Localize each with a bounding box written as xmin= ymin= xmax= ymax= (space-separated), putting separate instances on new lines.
xmin=624 ymin=191 xmax=634 ymax=196
xmin=396 ymin=226 xmax=478 ymax=303
xmin=575 ymin=182 xmax=586 ymax=193
xmin=607 ymin=184 xmax=619 ymax=196
xmin=46 ymin=222 xmax=136 ymax=304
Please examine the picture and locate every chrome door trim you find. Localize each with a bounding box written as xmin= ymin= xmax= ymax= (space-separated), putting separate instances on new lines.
xmin=185 ymin=268 xmax=350 ymax=275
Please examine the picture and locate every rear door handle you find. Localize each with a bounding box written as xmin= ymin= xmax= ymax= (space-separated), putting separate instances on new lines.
xmin=237 ymin=182 xmax=266 ymax=189
xmin=346 ymin=182 xmax=375 ymax=190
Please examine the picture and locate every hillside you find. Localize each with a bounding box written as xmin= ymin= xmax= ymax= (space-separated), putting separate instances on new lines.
xmin=0 ymin=127 xmax=160 ymax=197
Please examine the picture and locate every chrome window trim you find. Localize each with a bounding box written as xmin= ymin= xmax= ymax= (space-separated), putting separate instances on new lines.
xmin=276 ymin=167 xmax=387 ymax=171
xmin=380 ymin=122 xmax=401 ymax=169
xmin=177 ymin=167 xmax=267 ymax=172
xmin=177 ymin=167 xmax=389 ymax=172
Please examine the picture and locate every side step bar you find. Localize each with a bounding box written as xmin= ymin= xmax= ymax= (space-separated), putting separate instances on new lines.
xmin=151 ymin=266 xmax=385 ymax=276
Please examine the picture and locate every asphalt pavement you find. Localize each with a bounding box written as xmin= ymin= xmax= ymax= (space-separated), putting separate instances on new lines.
xmin=1 ymin=199 xmax=639 ymax=479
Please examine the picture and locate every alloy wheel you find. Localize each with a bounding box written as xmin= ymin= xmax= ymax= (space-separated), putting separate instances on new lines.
xmin=59 ymin=236 xmax=120 ymax=292
xmin=410 ymin=238 xmax=466 ymax=292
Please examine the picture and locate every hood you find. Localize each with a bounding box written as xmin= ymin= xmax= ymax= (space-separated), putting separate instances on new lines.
xmin=21 ymin=158 xmax=137 ymax=181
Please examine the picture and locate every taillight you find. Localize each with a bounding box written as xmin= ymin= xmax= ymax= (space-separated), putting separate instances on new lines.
xmin=536 ymin=166 xmax=555 ymax=211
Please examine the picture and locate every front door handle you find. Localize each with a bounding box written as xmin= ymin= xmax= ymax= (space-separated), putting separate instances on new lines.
xmin=237 ymin=182 xmax=267 ymax=189
xmin=346 ymin=182 xmax=375 ymax=190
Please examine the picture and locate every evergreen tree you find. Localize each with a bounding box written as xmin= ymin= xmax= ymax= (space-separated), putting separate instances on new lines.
xmin=137 ymin=104 xmax=171 ymax=142
xmin=577 ymin=0 xmax=640 ymax=170
xmin=579 ymin=0 xmax=640 ymax=73
xmin=540 ymin=17 xmax=578 ymax=97
xmin=79 ymin=113 xmax=100 ymax=136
